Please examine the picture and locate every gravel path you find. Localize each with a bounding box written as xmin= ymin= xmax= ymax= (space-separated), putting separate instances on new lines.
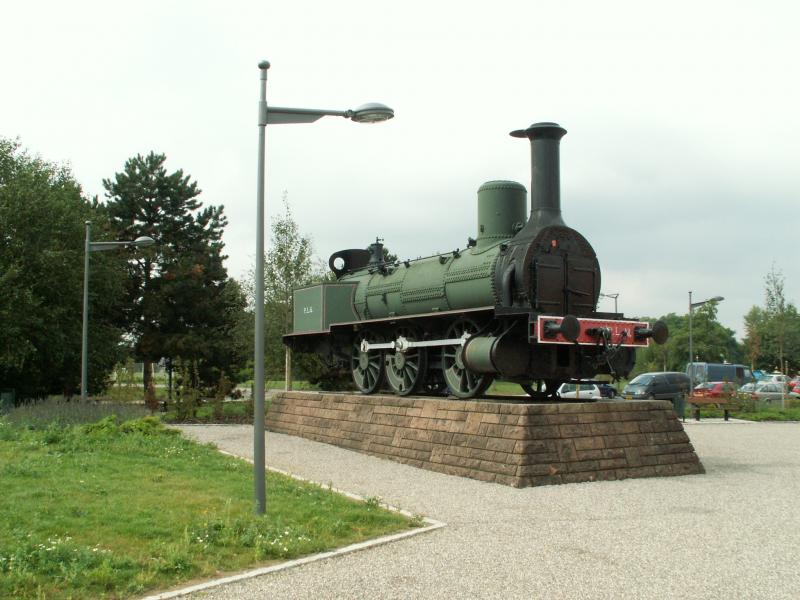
xmin=175 ymin=421 xmax=800 ymax=599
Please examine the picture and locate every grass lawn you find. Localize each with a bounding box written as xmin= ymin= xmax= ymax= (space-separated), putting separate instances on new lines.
xmin=731 ymin=406 xmax=800 ymax=421
xmin=681 ymin=407 xmax=800 ymax=421
xmin=163 ymin=400 xmax=253 ymax=424
xmin=0 ymin=407 xmax=418 ymax=599
xmin=487 ymin=381 xmax=527 ymax=396
xmin=683 ymin=397 xmax=800 ymax=421
xmin=740 ymin=408 xmax=800 ymax=421
xmin=102 ymin=386 xmax=168 ymax=403
xmin=233 ymin=380 xmax=323 ymax=392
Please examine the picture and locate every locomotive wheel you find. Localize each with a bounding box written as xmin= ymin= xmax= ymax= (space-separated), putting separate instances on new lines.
xmin=522 ymin=379 xmax=562 ymax=401
xmin=384 ymin=326 xmax=427 ymax=396
xmin=521 ymin=380 xmax=546 ymax=399
xmin=441 ymin=318 xmax=494 ymax=399
xmin=351 ymin=332 xmax=385 ymax=394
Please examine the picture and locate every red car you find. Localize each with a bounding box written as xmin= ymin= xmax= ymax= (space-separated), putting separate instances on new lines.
xmin=692 ymin=381 xmax=738 ymax=398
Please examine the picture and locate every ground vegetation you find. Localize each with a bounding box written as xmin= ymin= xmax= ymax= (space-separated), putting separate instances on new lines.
xmin=0 ymin=403 xmax=417 ymax=599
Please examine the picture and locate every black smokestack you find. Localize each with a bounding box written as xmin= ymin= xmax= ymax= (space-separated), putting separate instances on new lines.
xmin=510 ymin=122 xmax=567 ymax=235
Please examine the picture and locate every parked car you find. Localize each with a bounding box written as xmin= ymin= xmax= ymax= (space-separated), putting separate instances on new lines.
xmin=623 ymin=372 xmax=691 ymax=400
xmin=750 ymin=382 xmax=800 ymax=402
xmin=692 ymin=382 xmax=714 ymax=396
xmin=762 ymin=373 xmax=790 ymax=385
xmin=557 ymin=382 xmax=602 ymax=400
xmin=692 ymin=381 xmax=738 ymax=398
xmin=738 ymin=382 xmax=758 ymax=395
xmin=597 ymin=383 xmax=618 ymax=399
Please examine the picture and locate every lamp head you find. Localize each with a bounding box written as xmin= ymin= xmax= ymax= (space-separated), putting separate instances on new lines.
xmin=133 ymin=236 xmax=155 ymax=247
xmin=350 ymin=103 xmax=394 ymax=123
xmin=710 ymin=296 xmax=724 ymax=302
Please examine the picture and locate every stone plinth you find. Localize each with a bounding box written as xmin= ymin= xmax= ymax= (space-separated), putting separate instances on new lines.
xmin=266 ymin=391 xmax=704 ymax=487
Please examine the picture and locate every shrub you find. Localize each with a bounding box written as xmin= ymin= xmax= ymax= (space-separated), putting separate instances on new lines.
xmin=4 ymin=399 xmax=150 ymax=429
xmin=109 ymin=358 xmax=143 ymax=403
xmin=120 ymin=416 xmax=174 ymax=436
xmin=82 ymin=415 xmax=121 ymax=436
xmin=212 ymin=373 xmax=232 ymax=421
xmin=169 ymin=360 xmax=202 ymax=421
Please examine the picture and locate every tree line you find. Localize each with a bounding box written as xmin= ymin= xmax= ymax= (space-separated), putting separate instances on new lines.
xmin=2 ymin=136 xmax=797 ymax=399
xmin=1 ymin=137 xmax=348 ymax=401
xmin=634 ymin=267 xmax=799 ymax=377
xmin=1 ymin=139 xmax=254 ymax=399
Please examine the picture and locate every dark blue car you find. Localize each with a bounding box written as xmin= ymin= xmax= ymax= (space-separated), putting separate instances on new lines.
xmin=597 ymin=383 xmax=617 ymax=399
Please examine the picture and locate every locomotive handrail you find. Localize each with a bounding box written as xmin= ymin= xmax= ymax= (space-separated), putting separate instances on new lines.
xmin=361 ymin=335 xmax=469 ymax=353
xmin=341 ymin=238 xmax=509 ymax=277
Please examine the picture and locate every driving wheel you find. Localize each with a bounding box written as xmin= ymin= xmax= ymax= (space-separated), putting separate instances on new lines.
xmin=441 ymin=318 xmax=493 ymax=399
xmin=384 ymin=326 xmax=428 ymax=396
xmin=351 ymin=332 xmax=384 ymax=394
xmin=521 ymin=379 xmax=562 ymax=400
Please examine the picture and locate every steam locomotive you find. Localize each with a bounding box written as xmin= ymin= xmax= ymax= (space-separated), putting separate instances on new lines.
xmin=283 ymin=122 xmax=667 ymax=399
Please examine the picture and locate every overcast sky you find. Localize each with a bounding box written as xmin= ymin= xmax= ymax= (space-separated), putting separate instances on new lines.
xmin=3 ymin=0 xmax=798 ymax=339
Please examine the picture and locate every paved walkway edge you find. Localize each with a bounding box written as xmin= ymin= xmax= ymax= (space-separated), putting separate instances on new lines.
xmin=140 ymin=448 xmax=446 ymax=600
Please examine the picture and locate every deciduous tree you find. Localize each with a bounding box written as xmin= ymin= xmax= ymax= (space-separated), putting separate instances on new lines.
xmin=0 ymin=138 xmax=126 ymax=398
xmin=247 ymin=193 xmax=347 ymax=386
xmin=632 ymin=304 xmax=741 ymax=377
xmin=743 ymin=267 xmax=800 ymax=373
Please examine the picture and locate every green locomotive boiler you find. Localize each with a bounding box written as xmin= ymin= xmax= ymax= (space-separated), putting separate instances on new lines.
xmin=284 ymin=122 xmax=667 ymax=399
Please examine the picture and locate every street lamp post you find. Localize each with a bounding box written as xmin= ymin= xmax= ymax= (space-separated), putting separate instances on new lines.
xmin=253 ymin=60 xmax=393 ymax=514
xmin=599 ymin=292 xmax=619 ymax=314
xmin=81 ymin=221 xmax=154 ymax=402
xmin=687 ymin=291 xmax=724 ymax=387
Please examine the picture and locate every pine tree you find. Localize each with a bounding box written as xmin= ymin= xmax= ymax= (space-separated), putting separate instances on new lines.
xmin=103 ymin=152 xmax=247 ymax=390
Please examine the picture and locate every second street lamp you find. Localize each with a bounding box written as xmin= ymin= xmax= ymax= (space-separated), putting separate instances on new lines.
xmin=687 ymin=292 xmax=725 ymax=387
xmin=81 ymin=221 xmax=154 ymax=402
xmin=599 ymin=292 xmax=619 ymax=314
xmin=253 ymin=60 xmax=394 ymax=515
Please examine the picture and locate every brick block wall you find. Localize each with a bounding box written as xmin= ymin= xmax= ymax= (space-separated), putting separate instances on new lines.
xmin=266 ymin=392 xmax=704 ymax=487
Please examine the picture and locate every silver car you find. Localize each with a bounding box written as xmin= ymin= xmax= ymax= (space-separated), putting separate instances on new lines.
xmin=749 ymin=382 xmax=800 ymax=402
xmin=738 ymin=382 xmax=758 ymax=395
xmin=557 ymin=382 xmax=602 ymax=400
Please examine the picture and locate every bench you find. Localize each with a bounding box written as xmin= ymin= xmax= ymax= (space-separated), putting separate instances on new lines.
xmin=686 ymin=395 xmax=738 ymax=421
